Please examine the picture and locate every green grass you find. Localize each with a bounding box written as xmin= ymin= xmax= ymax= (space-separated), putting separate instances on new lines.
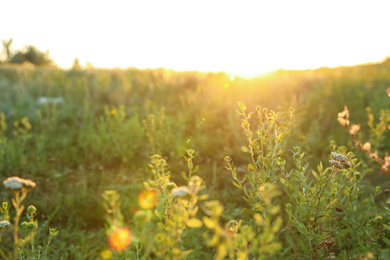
xmin=0 ymin=61 xmax=390 ymax=259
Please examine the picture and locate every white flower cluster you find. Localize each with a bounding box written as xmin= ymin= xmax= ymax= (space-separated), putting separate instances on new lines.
xmin=172 ymin=187 xmax=191 ymax=199
xmin=330 ymin=152 xmax=351 ymax=169
xmin=37 ymin=97 xmax=64 ymax=105
xmin=0 ymin=220 xmax=10 ymax=228
xmin=3 ymin=177 xmax=36 ymax=190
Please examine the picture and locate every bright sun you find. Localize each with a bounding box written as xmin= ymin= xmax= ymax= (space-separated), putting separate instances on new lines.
xmin=1 ymin=0 xmax=390 ymax=77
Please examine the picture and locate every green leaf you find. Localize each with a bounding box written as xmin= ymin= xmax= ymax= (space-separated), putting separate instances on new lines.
xmin=330 ymin=198 xmax=338 ymax=206
xmin=296 ymin=223 xmax=309 ymax=236
xmin=193 ymin=165 xmax=199 ymax=173
xmin=313 ymin=233 xmax=329 ymax=242
xmin=182 ymin=171 xmax=188 ymax=180
xmin=232 ymin=181 xmax=241 ymax=189
xmin=298 ymin=238 xmax=310 ymax=253
xmin=241 ymin=146 xmax=249 ymax=153
xmin=382 ymin=237 xmax=390 ymax=245
xmin=311 ymin=186 xmax=317 ymax=196
xmin=298 ymin=191 xmax=306 ymax=201
xmin=311 ymin=170 xmax=319 ymax=181
xmin=248 ymin=163 xmax=256 ymax=172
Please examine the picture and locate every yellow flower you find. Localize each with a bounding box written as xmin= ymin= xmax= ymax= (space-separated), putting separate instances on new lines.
xmin=377 ymin=215 xmax=382 ymax=219
xmin=110 ymin=109 xmax=117 ymax=116
xmin=109 ymin=228 xmax=131 ymax=252
xmin=137 ymin=189 xmax=158 ymax=209
xmin=101 ymin=248 xmax=113 ymax=259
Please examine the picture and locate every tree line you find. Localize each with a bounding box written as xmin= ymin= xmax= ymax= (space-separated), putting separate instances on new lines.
xmin=0 ymin=38 xmax=53 ymax=66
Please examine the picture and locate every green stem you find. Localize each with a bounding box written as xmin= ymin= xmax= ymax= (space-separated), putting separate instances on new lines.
xmin=315 ymin=170 xmax=336 ymax=222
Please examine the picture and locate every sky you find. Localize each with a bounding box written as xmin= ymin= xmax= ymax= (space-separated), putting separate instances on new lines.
xmin=1 ymin=0 xmax=390 ymax=77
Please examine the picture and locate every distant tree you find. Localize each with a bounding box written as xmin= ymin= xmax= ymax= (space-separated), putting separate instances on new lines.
xmin=8 ymin=45 xmax=54 ymax=66
xmin=72 ymin=57 xmax=81 ymax=70
xmin=1 ymin=38 xmax=13 ymax=62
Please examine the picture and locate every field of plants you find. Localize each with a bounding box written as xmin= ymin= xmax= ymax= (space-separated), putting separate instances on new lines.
xmin=0 ymin=59 xmax=390 ymax=259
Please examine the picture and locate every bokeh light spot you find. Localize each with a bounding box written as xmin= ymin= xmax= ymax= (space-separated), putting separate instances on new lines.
xmin=138 ymin=189 xmax=158 ymax=209
xmin=109 ymin=227 xmax=131 ymax=252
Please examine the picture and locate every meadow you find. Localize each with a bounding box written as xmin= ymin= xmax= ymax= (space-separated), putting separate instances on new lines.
xmin=0 ymin=59 xmax=390 ymax=259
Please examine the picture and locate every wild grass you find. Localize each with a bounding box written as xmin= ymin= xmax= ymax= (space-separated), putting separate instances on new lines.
xmin=0 ymin=61 xmax=389 ymax=259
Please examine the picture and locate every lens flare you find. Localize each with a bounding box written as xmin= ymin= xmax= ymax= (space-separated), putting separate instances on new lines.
xmin=109 ymin=227 xmax=131 ymax=252
xmin=137 ymin=189 xmax=158 ymax=209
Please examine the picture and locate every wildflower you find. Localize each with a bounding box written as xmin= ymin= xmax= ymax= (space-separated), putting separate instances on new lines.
xmin=3 ymin=177 xmax=36 ymax=191
xmin=381 ymin=154 xmax=390 ymax=174
xmin=172 ymin=186 xmax=192 ymax=199
xmin=367 ymin=252 xmax=374 ymax=259
xmin=3 ymin=177 xmax=23 ymax=190
xmin=362 ymin=142 xmax=371 ymax=153
xmin=37 ymin=97 xmax=64 ymax=105
xmin=101 ymin=248 xmax=113 ymax=259
xmin=369 ymin=150 xmax=379 ymax=160
xmin=0 ymin=220 xmax=10 ymax=228
xmin=27 ymin=205 xmax=37 ymax=215
xmin=109 ymin=227 xmax=131 ymax=252
xmin=137 ymin=189 xmax=158 ymax=210
xmin=337 ymin=106 xmax=350 ymax=127
xmin=349 ymin=124 xmax=360 ymax=136
xmin=376 ymin=215 xmax=382 ymax=219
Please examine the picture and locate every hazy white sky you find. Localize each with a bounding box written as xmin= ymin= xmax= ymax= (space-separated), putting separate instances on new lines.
xmin=1 ymin=0 xmax=390 ymax=76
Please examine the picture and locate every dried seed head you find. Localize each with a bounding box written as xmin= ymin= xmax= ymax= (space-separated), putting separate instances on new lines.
xmin=317 ymin=236 xmax=335 ymax=250
xmin=330 ymin=152 xmax=351 ymax=169
xmin=331 ymin=152 xmax=348 ymax=163
xmin=329 ymin=160 xmax=344 ymax=169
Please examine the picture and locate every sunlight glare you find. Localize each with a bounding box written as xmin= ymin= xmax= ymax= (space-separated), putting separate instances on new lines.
xmin=0 ymin=0 xmax=389 ymax=76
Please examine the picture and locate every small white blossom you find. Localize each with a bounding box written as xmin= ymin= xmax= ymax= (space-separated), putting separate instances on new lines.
xmin=3 ymin=177 xmax=36 ymax=190
xmin=37 ymin=97 xmax=64 ymax=105
xmin=0 ymin=220 xmax=10 ymax=228
xmin=172 ymin=187 xmax=191 ymax=199
xmin=3 ymin=177 xmax=23 ymax=190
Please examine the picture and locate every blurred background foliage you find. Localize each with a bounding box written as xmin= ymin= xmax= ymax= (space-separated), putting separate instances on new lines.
xmin=0 ymin=40 xmax=390 ymax=257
